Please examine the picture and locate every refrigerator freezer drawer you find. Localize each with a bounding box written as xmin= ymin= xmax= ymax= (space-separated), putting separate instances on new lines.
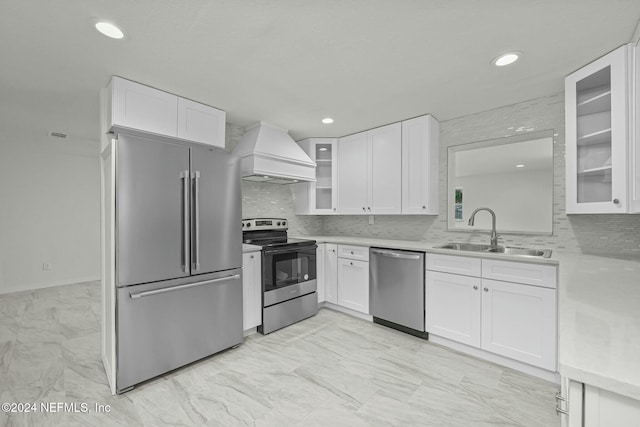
xmin=116 ymin=269 xmax=243 ymax=392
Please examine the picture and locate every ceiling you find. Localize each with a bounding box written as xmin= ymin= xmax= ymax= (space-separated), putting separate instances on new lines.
xmin=1 ymin=1 xmax=639 ymax=143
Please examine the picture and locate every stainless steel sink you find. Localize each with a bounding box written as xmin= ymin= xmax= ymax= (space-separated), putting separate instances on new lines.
xmin=486 ymin=246 xmax=552 ymax=258
xmin=434 ymin=243 xmax=552 ymax=258
xmin=435 ymin=243 xmax=492 ymax=252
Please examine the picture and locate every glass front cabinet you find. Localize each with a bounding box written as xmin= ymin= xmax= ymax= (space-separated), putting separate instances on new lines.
xmin=565 ymin=44 xmax=634 ymax=214
xmin=294 ymin=138 xmax=338 ymax=214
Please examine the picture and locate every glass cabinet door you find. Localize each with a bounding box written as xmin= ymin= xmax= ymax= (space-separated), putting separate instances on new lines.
xmin=314 ymin=142 xmax=335 ymax=211
xmin=565 ymin=45 xmax=629 ymax=214
xmin=294 ymin=138 xmax=338 ymax=214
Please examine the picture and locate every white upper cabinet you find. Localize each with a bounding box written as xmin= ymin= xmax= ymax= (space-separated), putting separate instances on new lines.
xmin=110 ymin=76 xmax=178 ymax=136
xmin=177 ymin=98 xmax=226 ymax=148
xmin=295 ymin=138 xmax=338 ymax=214
xmin=108 ymin=76 xmax=225 ymax=148
xmin=338 ymin=123 xmax=402 ymax=214
xmin=337 ymin=131 xmax=370 ymax=214
xmin=401 ymin=115 xmax=440 ymax=214
xmin=565 ymin=45 xmax=632 ymax=213
xmin=369 ymin=123 xmax=402 ymax=214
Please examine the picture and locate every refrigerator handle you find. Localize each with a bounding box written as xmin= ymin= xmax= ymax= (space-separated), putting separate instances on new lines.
xmin=181 ymin=171 xmax=189 ymax=272
xmin=192 ymin=171 xmax=201 ymax=271
xmin=130 ymin=274 xmax=241 ymax=299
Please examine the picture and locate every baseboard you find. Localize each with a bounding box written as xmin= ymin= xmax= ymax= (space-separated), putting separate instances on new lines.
xmin=322 ymin=302 xmax=373 ymax=322
xmin=429 ymin=335 xmax=560 ymax=384
xmin=0 ymin=276 xmax=101 ymax=295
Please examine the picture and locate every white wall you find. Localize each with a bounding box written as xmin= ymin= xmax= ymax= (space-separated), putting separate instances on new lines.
xmin=0 ymin=129 xmax=101 ymax=294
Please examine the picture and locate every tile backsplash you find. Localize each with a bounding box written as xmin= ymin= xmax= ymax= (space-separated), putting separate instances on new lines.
xmin=227 ymin=93 xmax=640 ymax=256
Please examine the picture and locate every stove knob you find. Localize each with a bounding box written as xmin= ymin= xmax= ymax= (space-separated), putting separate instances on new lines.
xmin=242 ymin=223 xmax=244 ymax=228
xmin=277 ymin=222 xmax=281 ymax=226
xmin=282 ymin=221 xmax=286 ymax=226
xmin=246 ymin=223 xmax=251 ymax=228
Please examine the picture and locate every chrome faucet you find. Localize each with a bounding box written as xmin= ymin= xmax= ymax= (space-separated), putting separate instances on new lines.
xmin=468 ymin=207 xmax=499 ymax=247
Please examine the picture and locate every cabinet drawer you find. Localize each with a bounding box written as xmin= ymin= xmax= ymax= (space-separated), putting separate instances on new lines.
xmin=338 ymin=244 xmax=369 ymax=261
xmin=426 ymin=253 xmax=481 ymax=277
xmin=482 ymin=259 xmax=557 ymax=289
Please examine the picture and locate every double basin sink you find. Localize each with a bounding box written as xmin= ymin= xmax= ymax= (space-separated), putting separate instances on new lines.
xmin=434 ymin=243 xmax=552 ymax=258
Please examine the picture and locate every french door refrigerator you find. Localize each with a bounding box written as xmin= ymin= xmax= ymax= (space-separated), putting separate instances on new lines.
xmin=114 ymin=133 xmax=242 ymax=393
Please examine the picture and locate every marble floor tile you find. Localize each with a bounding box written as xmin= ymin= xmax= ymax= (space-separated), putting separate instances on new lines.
xmin=0 ymin=282 xmax=561 ymax=426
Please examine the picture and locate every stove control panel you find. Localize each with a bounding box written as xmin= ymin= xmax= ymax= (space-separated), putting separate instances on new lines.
xmin=242 ymin=218 xmax=288 ymax=231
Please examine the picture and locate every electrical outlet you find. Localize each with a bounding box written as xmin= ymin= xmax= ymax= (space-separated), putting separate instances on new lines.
xmin=42 ymin=263 xmax=51 ymax=271
xmin=368 ymin=215 xmax=375 ymax=225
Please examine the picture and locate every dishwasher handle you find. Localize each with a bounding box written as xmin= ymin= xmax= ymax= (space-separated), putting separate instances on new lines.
xmin=371 ymin=248 xmax=422 ymax=260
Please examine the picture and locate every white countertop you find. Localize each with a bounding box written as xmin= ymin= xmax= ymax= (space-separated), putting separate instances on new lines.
xmin=301 ymin=235 xmax=559 ymax=265
xmin=300 ymin=235 xmax=640 ymax=400
xmin=555 ymin=252 xmax=640 ymax=400
xmin=242 ymin=243 xmax=261 ymax=253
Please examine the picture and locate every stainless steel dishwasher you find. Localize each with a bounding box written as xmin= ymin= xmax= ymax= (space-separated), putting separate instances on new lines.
xmin=370 ymin=247 xmax=426 ymax=338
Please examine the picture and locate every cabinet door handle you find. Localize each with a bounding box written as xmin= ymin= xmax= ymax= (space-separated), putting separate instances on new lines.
xmin=473 ymin=285 xmax=478 ymax=290
xmin=555 ymin=405 xmax=568 ymax=416
xmin=367 ymin=207 xmax=371 ymax=211
xmin=250 ymin=255 xmax=254 ymax=259
xmin=422 ymin=205 xmax=426 ymax=209
xmin=362 ymin=207 xmax=366 ymax=211
xmin=483 ymin=287 xmax=489 ymax=292
xmin=555 ymin=393 xmax=568 ymax=415
xmin=613 ymin=198 xmax=620 ymax=204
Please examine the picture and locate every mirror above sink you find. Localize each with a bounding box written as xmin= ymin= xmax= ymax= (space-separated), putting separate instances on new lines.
xmin=447 ymin=130 xmax=555 ymax=235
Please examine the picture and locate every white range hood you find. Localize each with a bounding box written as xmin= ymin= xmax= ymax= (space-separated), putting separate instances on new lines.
xmin=232 ymin=122 xmax=316 ymax=184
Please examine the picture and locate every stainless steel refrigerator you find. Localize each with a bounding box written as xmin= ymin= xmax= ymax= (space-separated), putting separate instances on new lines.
xmin=114 ymin=133 xmax=242 ymax=393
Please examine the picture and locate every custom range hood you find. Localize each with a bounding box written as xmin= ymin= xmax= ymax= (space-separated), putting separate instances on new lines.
xmin=232 ymin=122 xmax=316 ymax=184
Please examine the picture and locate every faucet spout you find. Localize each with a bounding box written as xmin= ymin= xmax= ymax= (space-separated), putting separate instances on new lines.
xmin=467 ymin=207 xmax=499 ymax=247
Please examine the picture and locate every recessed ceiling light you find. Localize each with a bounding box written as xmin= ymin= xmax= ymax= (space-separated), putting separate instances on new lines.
xmin=318 ymin=147 xmax=328 ymax=151
xmin=95 ymin=21 xmax=125 ymax=39
xmin=516 ymin=164 xmax=525 ymax=168
xmin=263 ymin=175 xmax=270 ymax=179
xmin=492 ymin=51 xmax=521 ymax=67
xmin=322 ymin=118 xmax=334 ymax=124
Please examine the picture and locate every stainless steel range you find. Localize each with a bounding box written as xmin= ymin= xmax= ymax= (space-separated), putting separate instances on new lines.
xmin=242 ymin=218 xmax=318 ymax=334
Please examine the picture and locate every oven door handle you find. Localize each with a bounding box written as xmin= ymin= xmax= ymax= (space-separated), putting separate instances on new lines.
xmin=262 ymin=245 xmax=318 ymax=256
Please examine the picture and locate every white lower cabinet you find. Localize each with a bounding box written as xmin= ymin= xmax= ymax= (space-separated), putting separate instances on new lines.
xmin=584 ymin=385 xmax=640 ymax=427
xmin=316 ymin=244 xmax=326 ymax=303
xmin=426 ymin=254 xmax=557 ymax=371
xmin=481 ymin=278 xmax=557 ymax=371
xmin=242 ymin=252 xmax=262 ymax=331
xmin=324 ymin=244 xmax=338 ymax=304
xmin=426 ymin=271 xmax=481 ymax=347
xmin=559 ymin=378 xmax=640 ymax=427
xmin=337 ymin=258 xmax=369 ymax=313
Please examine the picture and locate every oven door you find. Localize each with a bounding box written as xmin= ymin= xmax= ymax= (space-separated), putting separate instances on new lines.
xmin=262 ymin=244 xmax=317 ymax=305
